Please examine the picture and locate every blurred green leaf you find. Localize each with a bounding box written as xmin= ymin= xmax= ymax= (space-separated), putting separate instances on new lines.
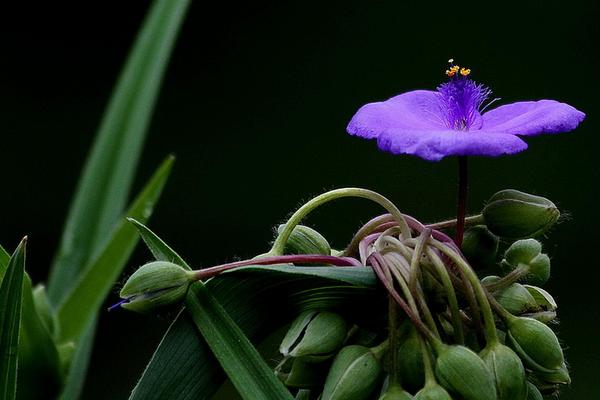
xmin=185 ymin=281 xmax=294 ymax=400
xmin=56 ymin=156 xmax=174 ymax=345
xmin=17 ymin=275 xmax=62 ymax=400
xmin=0 ymin=244 xmax=10 ymax=280
xmin=0 ymin=238 xmax=27 ymax=400
xmin=47 ymin=0 xmax=191 ymax=305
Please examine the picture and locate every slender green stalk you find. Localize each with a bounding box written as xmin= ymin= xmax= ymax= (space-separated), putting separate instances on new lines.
xmin=426 ymin=248 xmax=464 ymax=344
xmin=418 ymin=335 xmax=436 ymax=385
xmin=270 ymin=188 xmax=411 ymax=256
xmin=429 ymin=239 xmax=499 ymax=345
xmin=484 ymin=264 xmax=529 ymax=292
xmin=388 ymin=295 xmax=400 ymax=384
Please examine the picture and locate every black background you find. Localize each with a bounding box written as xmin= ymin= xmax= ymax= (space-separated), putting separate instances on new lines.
xmin=1 ymin=0 xmax=598 ymax=398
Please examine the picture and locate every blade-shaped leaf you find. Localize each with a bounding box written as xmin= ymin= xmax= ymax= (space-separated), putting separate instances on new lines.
xmin=0 ymin=244 xmax=10 ymax=280
xmin=56 ymin=156 xmax=174 ymax=345
xmin=185 ymin=281 xmax=294 ymax=400
xmin=0 ymin=238 xmax=27 ymax=400
xmin=127 ymin=217 xmax=191 ymax=270
xmin=47 ymin=0 xmax=191 ymax=305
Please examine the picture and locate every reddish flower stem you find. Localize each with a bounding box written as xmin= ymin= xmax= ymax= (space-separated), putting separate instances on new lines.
xmin=194 ymin=254 xmax=360 ymax=280
xmin=455 ymin=156 xmax=469 ymax=247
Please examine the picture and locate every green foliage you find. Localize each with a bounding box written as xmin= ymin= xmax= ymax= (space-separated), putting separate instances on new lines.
xmin=0 ymin=239 xmax=27 ymax=400
xmin=56 ymin=156 xmax=174 ymax=344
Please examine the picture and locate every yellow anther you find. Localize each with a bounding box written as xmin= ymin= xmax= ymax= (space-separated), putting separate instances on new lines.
xmin=460 ymin=67 xmax=471 ymax=76
xmin=445 ymin=69 xmax=456 ymax=77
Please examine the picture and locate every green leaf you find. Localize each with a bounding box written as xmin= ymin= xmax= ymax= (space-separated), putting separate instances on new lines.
xmin=127 ymin=218 xmax=191 ymax=270
xmin=185 ymin=281 xmax=294 ymax=400
xmin=56 ymin=156 xmax=174 ymax=345
xmin=47 ymin=0 xmax=191 ymax=305
xmin=0 ymin=244 xmax=10 ymax=281
xmin=17 ymin=275 xmax=62 ymax=400
xmin=0 ymin=238 xmax=27 ymax=400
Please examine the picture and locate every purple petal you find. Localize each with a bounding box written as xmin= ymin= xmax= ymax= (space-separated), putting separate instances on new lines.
xmin=376 ymin=129 xmax=528 ymax=162
xmin=347 ymin=90 xmax=446 ymax=139
xmin=482 ymin=100 xmax=585 ymax=136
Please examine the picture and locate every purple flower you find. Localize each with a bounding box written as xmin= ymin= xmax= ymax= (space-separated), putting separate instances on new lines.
xmin=347 ymin=61 xmax=585 ymax=161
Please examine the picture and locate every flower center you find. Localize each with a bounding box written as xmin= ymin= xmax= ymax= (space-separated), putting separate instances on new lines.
xmin=437 ymin=59 xmax=491 ymax=131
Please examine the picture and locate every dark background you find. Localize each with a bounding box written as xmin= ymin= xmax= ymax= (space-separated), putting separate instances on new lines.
xmin=1 ymin=0 xmax=597 ymax=398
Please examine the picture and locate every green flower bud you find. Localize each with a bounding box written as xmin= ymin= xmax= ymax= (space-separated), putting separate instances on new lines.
xmin=506 ymin=317 xmax=564 ymax=372
xmin=532 ymin=362 xmax=571 ymax=385
xmin=480 ymin=343 xmax=527 ymax=400
xmin=322 ymin=345 xmax=383 ymax=400
xmin=379 ymin=382 xmax=414 ymax=400
xmin=119 ymin=261 xmax=194 ymax=313
xmin=461 ymin=225 xmax=499 ymax=268
xmin=482 ymin=190 xmax=559 ymax=239
xmin=280 ymin=311 xmax=347 ymax=362
xmin=521 ymin=285 xmax=557 ymax=323
xmin=277 ymin=224 xmax=331 ymax=255
xmin=495 ymin=283 xmax=540 ymax=315
xmin=397 ymin=328 xmax=425 ymax=392
xmin=526 ymin=382 xmax=543 ymax=400
xmin=435 ymin=345 xmax=497 ymax=400
xmin=275 ymin=356 xmax=327 ymax=388
xmin=502 ymin=240 xmax=551 ymax=286
xmin=524 ymin=286 xmax=557 ymax=311
xmin=414 ymin=383 xmax=452 ymax=400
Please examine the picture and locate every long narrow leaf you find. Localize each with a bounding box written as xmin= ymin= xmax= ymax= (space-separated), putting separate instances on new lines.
xmin=47 ymin=0 xmax=191 ymax=305
xmin=0 ymin=238 xmax=27 ymax=400
xmin=0 ymin=244 xmax=9 ymax=280
xmin=185 ymin=282 xmax=294 ymax=400
xmin=56 ymin=156 xmax=174 ymax=344
xmin=128 ymin=217 xmax=191 ymax=270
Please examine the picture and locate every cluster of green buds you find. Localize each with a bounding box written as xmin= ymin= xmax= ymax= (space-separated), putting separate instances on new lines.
xmin=115 ymin=187 xmax=569 ymax=399
xmin=269 ymin=189 xmax=568 ymax=399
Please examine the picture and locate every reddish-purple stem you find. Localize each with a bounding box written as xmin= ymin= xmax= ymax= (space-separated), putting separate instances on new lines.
xmin=195 ymin=254 xmax=360 ymax=280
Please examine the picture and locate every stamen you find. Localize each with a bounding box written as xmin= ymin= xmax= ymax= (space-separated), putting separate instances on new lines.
xmin=108 ymin=297 xmax=131 ymax=312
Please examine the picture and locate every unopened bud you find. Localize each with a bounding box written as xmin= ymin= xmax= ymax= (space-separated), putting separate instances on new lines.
xmin=322 ymin=345 xmax=383 ymax=400
xmin=506 ymin=316 xmax=564 ymax=372
xmin=379 ymin=382 xmax=414 ymax=399
xmin=275 ymin=356 xmax=326 ymax=388
xmin=480 ymin=343 xmax=527 ymax=400
xmin=461 ymin=225 xmax=499 ymax=268
xmin=119 ymin=261 xmax=194 ymax=313
xmin=482 ymin=189 xmax=559 ymax=239
xmin=277 ymin=224 xmax=331 ymax=255
xmin=280 ymin=311 xmax=347 ymax=362
xmin=435 ymin=345 xmax=497 ymax=400
xmin=414 ymin=383 xmax=452 ymax=399
xmin=532 ymin=362 xmax=571 ymax=385
xmin=526 ymin=382 xmax=543 ymax=400
xmin=397 ymin=327 xmax=425 ymax=392
xmin=502 ymin=240 xmax=551 ymax=286
xmin=495 ymin=283 xmax=540 ymax=315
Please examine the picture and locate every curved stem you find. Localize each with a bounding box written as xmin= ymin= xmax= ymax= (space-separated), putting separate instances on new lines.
xmin=484 ymin=264 xmax=529 ymax=292
xmin=418 ymin=335 xmax=436 ymax=385
xmin=343 ymin=214 xmax=395 ymax=256
xmin=430 ymin=239 xmax=499 ymax=345
xmin=388 ymin=294 xmax=400 ymax=384
xmin=194 ymin=254 xmax=358 ymax=280
xmin=269 ymin=188 xmax=411 ymax=256
xmin=369 ymin=253 xmax=437 ymax=344
xmin=426 ymin=248 xmax=465 ymax=345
